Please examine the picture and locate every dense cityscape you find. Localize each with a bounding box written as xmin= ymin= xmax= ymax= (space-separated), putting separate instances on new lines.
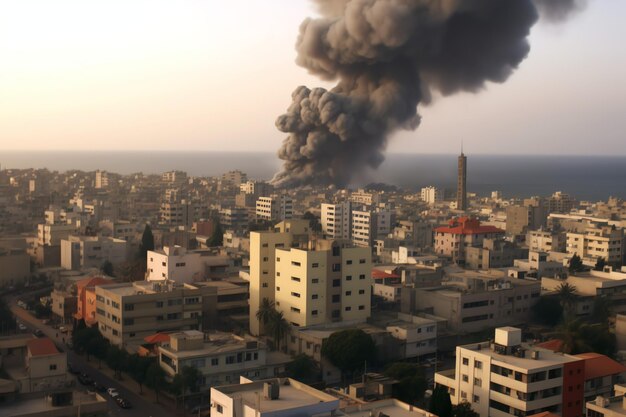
xmin=2 ymin=0 xmax=624 ymax=417
xmin=0 ymin=154 xmax=625 ymax=417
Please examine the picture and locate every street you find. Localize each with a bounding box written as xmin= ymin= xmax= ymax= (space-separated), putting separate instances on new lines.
xmin=7 ymin=296 xmax=176 ymax=417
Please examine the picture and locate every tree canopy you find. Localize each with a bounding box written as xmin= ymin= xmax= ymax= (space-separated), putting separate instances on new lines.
xmin=452 ymin=402 xmax=479 ymax=417
xmin=139 ymin=224 xmax=155 ymax=260
xmin=321 ymin=329 xmax=377 ymax=375
xmin=569 ymin=254 xmax=585 ymax=273
xmin=384 ymin=362 xmax=426 ymax=404
xmin=429 ymin=385 xmax=452 ymax=417
xmin=286 ymin=354 xmax=319 ymax=382
xmin=208 ymin=220 xmax=224 ymax=247
xmin=531 ymin=296 xmax=563 ymax=326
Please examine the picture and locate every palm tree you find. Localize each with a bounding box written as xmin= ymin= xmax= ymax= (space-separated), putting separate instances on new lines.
xmin=556 ymin=318 xmax=592 ymax=354
xmin=556 ymin=282 xmax=577 ymax=317
xmin=266 ymin=310 xmax=290 ymax=352
xmin=256 ymin=298 xmax=275 ymax=332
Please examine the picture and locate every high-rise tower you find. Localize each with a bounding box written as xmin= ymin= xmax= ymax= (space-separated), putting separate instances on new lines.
xmin=456 ymin=151 xmax=467 ymax=211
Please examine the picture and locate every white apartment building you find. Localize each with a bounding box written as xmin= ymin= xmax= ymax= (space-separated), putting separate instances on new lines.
xmin=60 ymin=235 xmax=127 ymax=271
xmin=147 ymin=246 xmax=205 ymax=283
xmin=352 ymin=207 xmax=392 ymax=248
xmin=158 ymin=331 xmax=289 ymax=390
xmin=37 ymin=223 xmax=77 ymax=246
xmin=240 ymin=180 xmax=273 ymax=196
xmin=256 ymin=195 xmax=293 ymax=222
xmin=98 ymin=220 xmax=135 ymax=241
xmin=421 ymin=186 xmax=444 ymax=205
xmin=95 ymin=170 xmax=109 ymax=189
xmin=321 ymin=202 xmax=352 ymax=240
xmin=350 ymin=189 xmax=380 ymax=206
xmin=548 ymin=191 xmax=575 ymax=214
xmin=162 ymin=170 xmax=188 ymax=186
xmin=566 ymin=225 xmax=624 ymax=265
xmin=435 ymin=327 xmax=585 ymax=417
xmin=274 ymin=246 xmax=371 ymax=328
xmin=527 ymin=230 xmax=566 ymax=253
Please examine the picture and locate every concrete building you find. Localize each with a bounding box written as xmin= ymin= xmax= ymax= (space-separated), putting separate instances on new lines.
xmin=256 ymin=195 xmax=293 ymax=222
xmin=457 ymin=152 xmax=467 ymax=211
xmin=249 ymin=220 xmax=310 ymax=336
xmin=566 ymin=225 xmax=624 ymax=266
xmin=24 ymin=338 xmax=69 ymax=393
xmin=95 ymin=280 xmax=213 ymax=347
xmin=50 ymin=289 xmax=77 ymax=324
xmin=548 ymin=192 xmax=575 ymax=214
xmin=421 ymin=186 xmax=444 ymax=205
xmin=514 ymin=251 xmax=566 ymax=279
xmin=435 ymin=217 xmax=505 ymax=265
xmin=222 ymin=170 xmax=247 ymax=187
xmin=435 ymin=327 xmax=585 ymax=417
xmin=157 ymin=330 xmax=289 ymax=390
xmin=274 ymin=245 xmax=372 ymax=327
xmin=162 ymin=170 xmax=188 ymax=186
xmin=98 ymin=220 xmax=135 ymax=241
xmin=409 ymin=269 xmax=541 ymax=333
xmin=506 ymin=205 xmax=547 ymax=236
xmin=74 ymin=276 xmax=113 ymax=325
xmin=146 ymin=246 xmax=234 ymax=284
xmin=465 ymin=239 xmax=528 ymax=270
xmin=350 ymin=190 xmax=380 ymax=206
xmin=60 ymin=235 xmax=127 ymax=271
xmin=393 ymin=221 xmax=434 ymax=249
xmin=0 ymin=247 xmax=30 ymax=288
xmin=321 ymin=202 xmax=352 ymax=240
xmin=160 ymin=199 xmax=197 ymax=228
xmin=219 ymin=207 xmax=250 ymax=232
xmin=351 ymin=206 xmax=392 ymax=248
xmin=527 ymin=230 xmax=566 ymax=253
xmin=37 ymin=223 xmax=76 ymax=247
xmin=239 ymin=180 xmax=272 ymax=196
xmin=94 ymin=170 xmax=109 ymax=189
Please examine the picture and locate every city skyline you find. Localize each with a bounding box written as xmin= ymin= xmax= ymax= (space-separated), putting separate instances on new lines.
xmin=1 ymin=1 xmax=625 ymax=156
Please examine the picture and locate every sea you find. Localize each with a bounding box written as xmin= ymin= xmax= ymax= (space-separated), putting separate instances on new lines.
xmin=1 ymin=151 xmax=625 ymax=201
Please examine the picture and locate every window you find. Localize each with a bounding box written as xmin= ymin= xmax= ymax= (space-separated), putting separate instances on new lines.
xmin=50 ymin=364 xmax=57 ymax=370
xmin=291 ymin=261 xmax=301 ymax=266
xmin=359 ymin=274 xmax=366 ymax=280
xmin=123 ymin=318 xmax=134 ymax=325
xmin=262 ymin=283 xmax=268 ymax=288
xmin=176 ymin=262 xmax=186 ymax=267
xmin=473 ymin=395 xmax=480 ymax=403
xmin=359 ymin=259 xmax=366 ymax=264
xmin=359 ymin=289 xmax=365 ymax=294
xmin=346 ymin=260 xmax=353 ymax=265
xmin=462 ymin=374 xmax=469 ymax=382
xmin=216 ymin=404 xmax=223 ymax=414
xmin=332 ymin=294 xmax=341 ymax=303
xmin=312 ymin=310 xmax=318 ymax=316
xmin=226 ymin=356 xmax=235 ymax=364
xmin=345 ymin=291 xmax=352 ymax=296
xmin=333 ymin=279 xmax=341 ymax=287
xmin=462 ymin=357 xmax=469 ymax=365
xmin=124 ymin=303 xmax=134 ymax=311
xmin=474 ymin=377 xmax=482 ymax=387
xmin=212 ymin=358 xmax=219 ymax=366
xmin=345 ymin=306 xmax=352 ymax=311
xmin=312 ymin=278 xmax=319 ymax=284
xmin=358 ymin=305 xmax=365 ymax=310
xmin=346 ymin=275 xmax=352 ymax=281
xmin=332 ymin=263 xmax=341 ymax=272
xmin=291 ymin=276 xmax=301 ymax=282
xmin=312 ymin=294 xmax=318 ymax=299
xmin=291 ymin=307 xmax=301 ymax=313
xmin=276 ymin=286 xmax=280 ymax=291
xmin=291 ymin=292 xmax=301 ymax=298
xmin=475 ymin=360 xmax=482 ymax=369
xmin=156 ymin=301 xmax=164 ymax=308
xmin=312 ymin=263 xmax=319 ymax=268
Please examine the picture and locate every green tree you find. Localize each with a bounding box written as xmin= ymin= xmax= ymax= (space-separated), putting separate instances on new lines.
xmin=145 ymin=362 xmax=167 ymax=403
xmin=106 ymin=345 xmax=128 ymax=379
xmin=556 ymin=282 xmax=577 ymax=317
xmin=207 ymin=221 xmax=224 ymax=247
xmin=594 ymin=257 xmax=607 ymax=271
xmin=129 ymin=355 xmax=154 ymax=395
xmin=256 ymin=298 xmax=275 ymax=328
xmin=591 ymin=296 xmax=612 ymax=324
xmin=101 ymin=260 xmax=115 ymax=277
xmin=321 ymin=329 xmax=377 ymax=378
xmin=429 ymin=385 xmax=452 ymax=417
xmin=452 ymin=402 xmax=480 ymax=417
xmin=286 ymin=354 xmax=318 ymax=382
xmin=139 ymin=224 xmax=155 ymax=260
xmin=569 ymin=254 xmax=585 ymax=273
xmin=266 ymin=310 xmax=290 ymax=352
xmin=531 ymin=296 xmax=563 ymax=326
xmin=384 ymin=362 xmax=426 ymax=404
xmin=34 ymin=303 xmax=51 ymax=319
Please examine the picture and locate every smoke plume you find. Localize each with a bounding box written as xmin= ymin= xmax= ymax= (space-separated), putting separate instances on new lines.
xmin=272 ymin=0 xmax=577 ymax=187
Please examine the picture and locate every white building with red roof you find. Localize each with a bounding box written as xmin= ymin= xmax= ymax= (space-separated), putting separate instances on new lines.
xmin=435 ymin=217 xmax=505 ymax=264
xmin=24 ymin=338 xmax=68 ymax=392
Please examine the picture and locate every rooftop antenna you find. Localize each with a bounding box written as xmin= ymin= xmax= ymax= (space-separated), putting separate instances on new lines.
xmin=461 ymin=139 xmax=464 ymax=155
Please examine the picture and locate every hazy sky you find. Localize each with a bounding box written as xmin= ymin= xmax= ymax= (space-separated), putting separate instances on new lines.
xmin=1 ymin=0 xmax=624 ymax=155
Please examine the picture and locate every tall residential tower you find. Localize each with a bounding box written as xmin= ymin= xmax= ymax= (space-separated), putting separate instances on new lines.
xmin=456 ymin=151 xmax=467 ymax=211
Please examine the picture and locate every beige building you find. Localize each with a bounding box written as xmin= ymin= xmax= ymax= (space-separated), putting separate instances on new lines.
xmin=274 ymin=245 xmax=371 ymax=328
xmin=158 ymin=331 xmax=289 ymax=390
xmin=24 ymin=338 xmax=69 ymax=393
xmin=421 ymin=186 xmax=444 ymax=205
xmin=410 ymin=269 xmax=540 ymax=333
xmin=249 ymin=220 xmax=310 ymax=336
xmin=566 ymin=225 xmax=624 ymax=265
xmin=37 ymin=223 xmax=76 ymax=246
xmin=506 ymin=205 xmax=546 ymax=236
xmin=351 ymin=206 xmax=392 ymax=248
xmin=435 ymin=327 xmax=585 ymax=417
xmin=95 ymin=280 xmax=210 ymax=347
xmin=321 ymin=202 xmax=352 ymax=240
xmin=60 ymin=235 xmax=127 ymax=271
xmin=527 ymin=230 xmax=566 ymax=253
xmin=256 ymin=195 xmax=293 ymax=222
xmin=434 ymin=217 xmax=505 ymax=265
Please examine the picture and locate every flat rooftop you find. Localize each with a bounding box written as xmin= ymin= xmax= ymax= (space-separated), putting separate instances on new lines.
xmin=458 ymin=341 xmax=579 ymax=370
xmin=216 ymin=378 xmax=338 ymax=413
xmin=0 ymin=392 xmax=107 ymax=416
xmin=160 ymin=332 xmax=260 ymax=358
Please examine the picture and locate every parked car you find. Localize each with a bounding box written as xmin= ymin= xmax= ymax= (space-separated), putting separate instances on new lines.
xmin=59 ymin=326 xmax=68 ymax=333
xmin=78 ymin=373 xmax=94 ymax=386
xmin=92 ymin=382 xmax=106 ymax=393
xmin=116 ymin=397 xmax=132 ymax=409
xmin=67 ymin=363 xmax=80 ymax=375
xmin=18 ymin=323 xmax=27 ymax=331
xmin=33 ymin=329 xmax=44 ymax=337
xmin=107 ymin=388 xmax=120 ymax=398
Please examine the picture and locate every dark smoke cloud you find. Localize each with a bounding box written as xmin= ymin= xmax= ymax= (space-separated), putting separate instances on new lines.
xmin=534 ymin=0 xmax=586 ymax=21
xmin=272 ymin=0 xmax=573 ymax=187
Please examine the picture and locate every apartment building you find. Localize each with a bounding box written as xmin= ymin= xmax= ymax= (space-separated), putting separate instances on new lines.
xmin=256 ymin=195 xmax=293 ymax=222
xmin=60 ymin=235 xmax=127 ymax=271
xmin=162 ymin=170 xmax=188 ymax=186
xmin=221 ymin=170 xmax=247 ymax=187
xmin=506 ymin=205 xmax=547 ymax=236
xmin=352 ymin=206 xmax=392 ymax=248
xmin=157 ymin=331 xmax=289 ymax=390
xmin=434 ymin=217 xmax=505 ymax=265
xmin=421 ymin=186 xmax=444 ymax=205
xmin=586 ymin=384 xmax=626 ymax=417
xmin=321 ymin=202 xmax=352 ymax=240
xmin=146 ymin=246 xmax=234 ymax=284
xmin=98 ymin=220 xmax=135 ymax=241
xmin=409 ymin=269 xmax=541 ymax=332
xmin=219 ymin=207 xmax=250 ymax=232
xmin=95 ymin=170 xmax=109 ymax=189
xmin=239 ymin=180 xmax=272 ymax=196
xmin=249 ymin=220 xmax=310 ymax=336
xmin=95 ymin=280 xmax=212 ymax=347
xmin=160 ymin=199 xmax=197 ymax=228
xmin=37 ymin=223 xmax=76 ymax=246
xmin=548 ymin=191 xmax=575 ymax=214
xmin=392 ymin=220 xmax=434 ymax=249
xmin=25 ymin=338 xmax=69 ymax=393
xmin=527 ymin=230 xmax=566 ymax=253
xmin=465 ymin=239 xmax=528 ymax=270
xmin=435 ymin=327 xmax=585 ymax=417
xmin=274 ymin=244 xmax=372 ymax=327
xmin=74 ymin=276 xmax=113 ymax=325
xmin=566 ymin=225 xmax=624 ymax=265
xmin=350 ymin=189 xmax=380 ymax=206
xmin=514 ymin=251 xmax=566 ymax=279
xmin=50 ymin=289 xmax=77 ymax=324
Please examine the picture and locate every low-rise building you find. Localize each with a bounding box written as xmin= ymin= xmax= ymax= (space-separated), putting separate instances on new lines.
xmin=50 ymin=289 xmax=77 ymax=324
xmin=60 ymin=235 xmax=127 ymax=271
xmin=435 ymin=217 xmax=505 ymax=265
xmin=24 ymin=338 xmax=69 ymax=393
xmin=465 ymin=239 xmax=528 ymax=270
xmin=256 ymin=195 xmax=293 ymax=222
xmin=158 ymin=331 xmax=290 ymax=390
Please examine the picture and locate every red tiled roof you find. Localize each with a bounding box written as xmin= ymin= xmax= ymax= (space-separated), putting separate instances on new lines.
xmin=528 ymin=412 xmax=560 ymax=417
xmin=77 ymin=277 xmax=111 ymax=291
xmin=27 ymin=338 xmax=59 ymax=356
xmin=144 ymin=333 xmax=171 ymax=344
xmin=575 ymin=352 xmax=626 ymax=380
xmin=372 ymin=270 xmax=400 ymax=280
xmin=535 ymin=339 xmax=564 ymax=352
xmin=435 ymin=216 xmax=505 ymax=235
